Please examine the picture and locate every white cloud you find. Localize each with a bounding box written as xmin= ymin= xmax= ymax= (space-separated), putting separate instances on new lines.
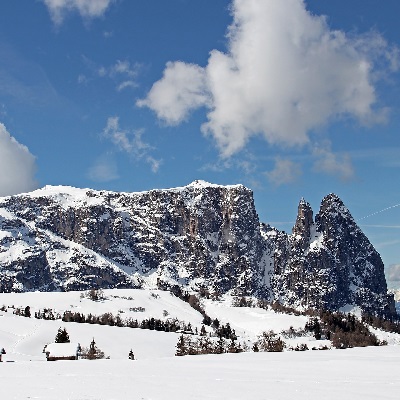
xmin=111 ymin=60 xmax=137 ymax=78
xmin=117 ymin=81 xmax=137 ymax=92
xmin=265 ymin=158 xmax=302 ymax=186
xmin=103 ymin=117 xmax=162 ymax=172
xmin=97 ymin=60 xmax=139 ymax=91
xmin=87 ymin=154 xmax=119 ymax=182
xmin=137 ymin=61 xmax=210 ymax=125
xmin=103 ymin=116 xmax=134 ymax=153
xmin=312 ymin=141 xmax=354 ymax=181
xmin=138 ymin=0 xmax=398 ymax=158
xmin=0 ymin=123 xmax=38 ymax=196
xmin=43 ymin=0 xmax=114 ymax=25
xmin=146 ymin=156 xmax=162 ymax=173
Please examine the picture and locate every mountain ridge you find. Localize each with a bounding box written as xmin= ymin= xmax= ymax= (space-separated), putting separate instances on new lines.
xmin=0 ymin=181 xmax=395 ymax=317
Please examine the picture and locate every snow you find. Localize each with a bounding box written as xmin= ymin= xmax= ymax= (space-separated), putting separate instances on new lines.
xmin=44 ymin=342 xmax=80 ymax=358
xmin=1 ymin=289 xmax=400 ymax=399
xmin=0 ymin=346 xmax=399 ymax=399
xmin=203 ymin=299 xmax=307 ymax=339
xmin=308 ymin=224 xmax=324 ymax=252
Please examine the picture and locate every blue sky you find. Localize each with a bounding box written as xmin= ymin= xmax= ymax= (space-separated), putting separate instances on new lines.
xmin=1 ymin=0 xmax=400 ymax=286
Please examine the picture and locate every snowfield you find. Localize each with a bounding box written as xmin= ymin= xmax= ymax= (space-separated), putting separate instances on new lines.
xmin=1 ymin=347 xmax=400 ymax=400
xmin=0 ymin=289 xmax=400 ymax=399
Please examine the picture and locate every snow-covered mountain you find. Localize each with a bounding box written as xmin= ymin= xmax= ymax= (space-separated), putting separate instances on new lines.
xmin=0 ymin=181 xmax=395 ymax=317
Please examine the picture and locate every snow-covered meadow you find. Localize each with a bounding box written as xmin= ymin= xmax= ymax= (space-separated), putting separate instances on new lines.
xmin=1 ymin=289 xmax=399 ymax=399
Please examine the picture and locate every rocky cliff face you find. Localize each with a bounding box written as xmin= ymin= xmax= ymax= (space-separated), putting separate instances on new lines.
xmin=268 ymin=194 xmax=395 ymax=317
xmin=0 ymin=181 xmax=395 ymax=317
xmin=0 ymin=181 xmax=268 ymax=297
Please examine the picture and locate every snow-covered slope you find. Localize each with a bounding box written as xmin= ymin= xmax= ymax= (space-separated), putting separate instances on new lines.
xmin=0 ymin=289 xmax=315 ymax=362
xmin=0 ymin=289 xmax=399 ymax=400
xmin=0 ymin=182 xmax=395 ymax=317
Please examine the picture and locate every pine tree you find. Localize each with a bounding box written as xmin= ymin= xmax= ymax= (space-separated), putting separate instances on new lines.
xmin=24 ymin=306 xmax=31 ymax=318
xmin=228 ymin=338 xmax=238 ymax=353
xmin=200 ymin=325 xmax=207 ymax=336
xmin=175 ymin=334 xmax=187 ymax=356
xmin=128 ymin=349 xmax=135 ymax=360
xmin=55 ymin=327 xmax=70 ymax=343
xmin=216 ymin=336 xmax=225 ymax=354
xmin=81 ymin=338 xmax=105 ymax=360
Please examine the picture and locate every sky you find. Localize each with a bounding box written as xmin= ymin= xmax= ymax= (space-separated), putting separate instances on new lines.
xmin=0 ymin=0 xmax=400 ymax=286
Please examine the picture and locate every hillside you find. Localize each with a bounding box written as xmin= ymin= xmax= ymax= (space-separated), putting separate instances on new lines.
xmin=0 ymin=289 xmax=400 ymax=399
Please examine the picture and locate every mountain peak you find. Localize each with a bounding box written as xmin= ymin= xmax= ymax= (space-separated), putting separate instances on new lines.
xmin=0 ymin=182 xmax=395 ymax=317
xmin=292 ymin=197 xmax=313 ymax=241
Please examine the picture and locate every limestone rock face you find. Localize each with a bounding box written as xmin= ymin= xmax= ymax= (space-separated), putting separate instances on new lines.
xmin=0 ymin=182 xmax=268 ymax=297
xmin=0 ymin=182 xmax=395 ymax=317
xmin=268 ymin=194 xmax=395 ymax=317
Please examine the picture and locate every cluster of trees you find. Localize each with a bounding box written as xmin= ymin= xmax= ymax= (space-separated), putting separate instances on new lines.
xmin=252 ymin=331 xmax=286 ymax=352
xmin=1 ymin=305 xmax=32 ymax=318
xmin=175 ymin=334 xmax=245 ymax=356
xmin=60 ymin=310 xmax=193 ymax=333
xmin=287 ymin=343 xmax=309 ymax=351
xmin=362 ymin=314 xmax=400 ymax=334
xmin=80 ymin=289 xmax=107 ymax=302
xmin=215 ymin=322 xmax=237 ymax=340
xmin=35 ymin=308 xmax=61 ymax=320
xmin=175 ymin=329 xmax=288 ymax=357
xmin=280 ymin=326 xmax=308 ymax=339
xmin=80 ymin=339 xmax=105 ymax=360
xmin=305 ymin=311 xmax=387 ymax=349
xmin=177 ymin=290 xmax=214 ymax=326
xmin=233 ymin=296 xmax=307 ymax=317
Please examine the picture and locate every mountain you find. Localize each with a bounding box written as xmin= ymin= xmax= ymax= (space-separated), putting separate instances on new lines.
xmin=0 ymin=181 xmax=395 ymax=317
xmin=268 ymin=195 xmax=395 ymax=316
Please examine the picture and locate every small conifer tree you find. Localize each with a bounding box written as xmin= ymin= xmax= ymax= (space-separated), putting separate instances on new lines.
xmin=55 ymin=327 xmax=70 ymax=343
xmin=175 ymin=334 xmax=187 ymax=356
xmin=81 ymin=338 xmax=105 ymax=360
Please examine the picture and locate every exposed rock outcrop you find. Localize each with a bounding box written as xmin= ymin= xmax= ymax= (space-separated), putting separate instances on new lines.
xmin=0 ymin=182 xmax=395 ymax=317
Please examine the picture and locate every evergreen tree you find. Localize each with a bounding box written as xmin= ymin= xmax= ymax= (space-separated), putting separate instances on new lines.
xmin=24 ymin=306 xmax=31 ymax=318
xmin=55 ymin=327 xmax=70 ymax=343
xmin=216 ymin=336 xmax=225 ymax=354
xmin=256 ymin=331 xmax=285 ymax=352
xmin=228 ymin=338 xmax=238 ymax=353
xmin=81 ymin=338 xmax=105 ymax=360
xmin=128 ymin=349 xmax=135 ymax=360
xmin=175 ymin=334 xmax=187 ymax=356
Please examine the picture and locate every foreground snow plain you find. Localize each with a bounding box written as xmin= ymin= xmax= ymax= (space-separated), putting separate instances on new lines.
xmin=1 ymin=289 xmax=400 ymax=399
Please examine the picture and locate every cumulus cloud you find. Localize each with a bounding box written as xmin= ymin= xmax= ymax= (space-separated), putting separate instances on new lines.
xmin=43 ymin=0 xmax=114 ymax=25
xmin=265 ymin=158 xmax=302 ymax=186
xmin=103 ymin=117 xmax=162 ymax=173
xmin=137 ymin=61 xmax=209 ymax=125
xmin=138 ymin=0 xmax=398 ymax=158
xmin=312 ymin=141 xmax=355 ymax=181
xmin=0 ymin=123 xmax=38 ymax=196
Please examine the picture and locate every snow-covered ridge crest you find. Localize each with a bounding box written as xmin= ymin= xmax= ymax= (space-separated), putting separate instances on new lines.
xmin=0 ymin=181 xmax=395 ymax=318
